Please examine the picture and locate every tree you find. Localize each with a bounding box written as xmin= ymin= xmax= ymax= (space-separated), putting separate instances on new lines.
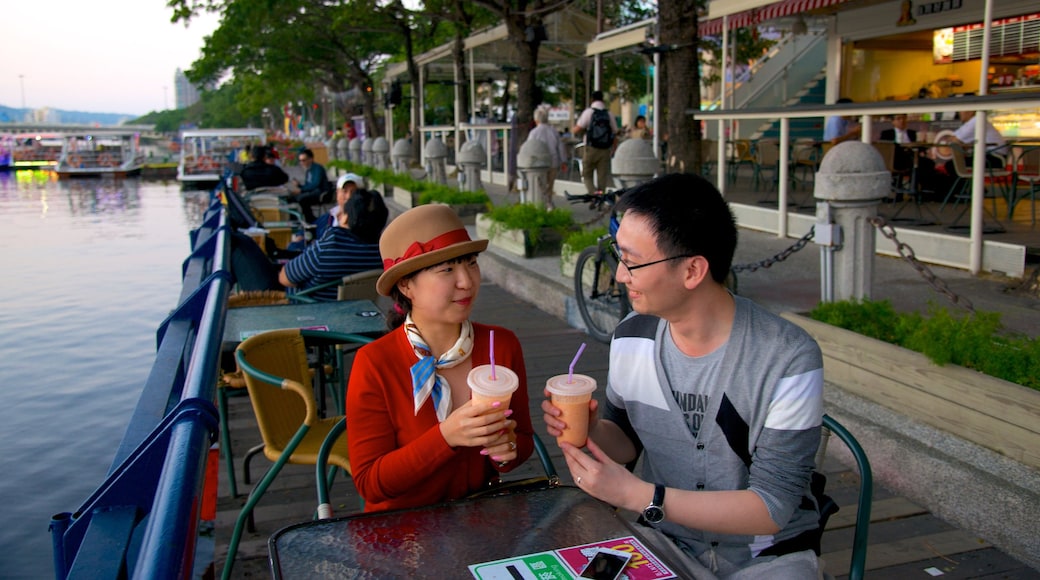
xmin=168 ymin=0 xmax=399 ymax=139
xmin=470 ymin=0 xmax=569 ymax=145
xmin=658 ymin=0 xmax=701 ymax=173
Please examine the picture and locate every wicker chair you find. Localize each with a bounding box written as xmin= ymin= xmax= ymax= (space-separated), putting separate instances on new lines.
xmin=222 ymin=328 xmax=373 ymax=580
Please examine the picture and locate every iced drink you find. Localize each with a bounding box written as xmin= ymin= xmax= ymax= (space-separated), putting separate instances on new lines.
xmin=546 ymin=374 xmax=597 ymax=447
xmin=468 ymin=364 xmax=519 ymax=413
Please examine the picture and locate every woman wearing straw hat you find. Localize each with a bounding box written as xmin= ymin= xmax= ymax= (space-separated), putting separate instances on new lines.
xmin=346 ymin=204 xmax=534 ymax=512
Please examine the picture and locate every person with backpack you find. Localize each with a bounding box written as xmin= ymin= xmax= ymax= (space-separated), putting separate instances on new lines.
xmin=572 ymin=90 xmax=616 ymax=196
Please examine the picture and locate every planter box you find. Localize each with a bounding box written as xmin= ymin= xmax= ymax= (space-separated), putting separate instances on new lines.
xmin=560 ymin=242 xmax=580 ymax=278
xmin=434 ymin=202 xmax=487 ymax=225
xmin=392 ymin=187 xmax=420 ymax=208
xmin=783 ymin=312 xmax=1040 ymax=470
xmin=476 ymin=214 xmax=565 ymax=259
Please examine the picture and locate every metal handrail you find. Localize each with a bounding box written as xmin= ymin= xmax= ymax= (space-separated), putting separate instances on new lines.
xmin=51 ymin=196 xmax=231 ymax=579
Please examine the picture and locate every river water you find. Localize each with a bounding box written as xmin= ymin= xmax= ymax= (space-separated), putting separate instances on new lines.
xmin=0 ymin=171 xmax=209 ymax=578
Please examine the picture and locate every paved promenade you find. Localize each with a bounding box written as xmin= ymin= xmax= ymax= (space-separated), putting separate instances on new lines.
xmin=213 ymin=176 xmax=1038 ymax=578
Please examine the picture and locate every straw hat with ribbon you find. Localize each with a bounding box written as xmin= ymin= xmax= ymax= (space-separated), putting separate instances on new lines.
xmin=377 ymin=204 xmax=488 ymax=296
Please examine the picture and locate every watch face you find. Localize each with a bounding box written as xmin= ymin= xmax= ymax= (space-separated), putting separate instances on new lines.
xmin=643 ymin=505 xmax=665 ymax=524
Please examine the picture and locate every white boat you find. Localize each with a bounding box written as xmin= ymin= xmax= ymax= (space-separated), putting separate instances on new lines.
xmin=178 ymin=128 xmax=266 ymax=187
xmin=54 ymin=131 xmax=144 ymax=178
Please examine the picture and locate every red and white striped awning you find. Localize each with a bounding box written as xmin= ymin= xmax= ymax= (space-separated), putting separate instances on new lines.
xmin=699 ymin=0 xmax=849 ymax=36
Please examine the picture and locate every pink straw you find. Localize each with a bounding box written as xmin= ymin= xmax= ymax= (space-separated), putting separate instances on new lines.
xmin=489 ymin=330 xmax=497 ymax=380
xmin=568 ymin=342 xmax=587 ymax=383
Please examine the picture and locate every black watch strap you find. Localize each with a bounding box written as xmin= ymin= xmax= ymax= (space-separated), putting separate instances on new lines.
xmin=642 ymin=483 xmax=666 ymax=523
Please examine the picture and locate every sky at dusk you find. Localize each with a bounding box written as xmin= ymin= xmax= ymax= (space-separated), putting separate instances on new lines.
xmin=3 ymin=1 xmax=220 ymax=117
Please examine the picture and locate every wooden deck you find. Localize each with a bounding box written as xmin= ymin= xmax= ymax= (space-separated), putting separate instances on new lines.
xmin=212 ymin=284 xmax=1034 ymax=579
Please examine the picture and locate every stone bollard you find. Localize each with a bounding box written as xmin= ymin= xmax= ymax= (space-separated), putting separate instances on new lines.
xmin=457 ymin=140 xmax=486 ymax=192
xmin=371 ymin=137 xmax=390 ymax=170
xmin=336 ymin=138 xmax=349 ymax=162
xmin=611 ymin=138 xmax=658 ymax=189
xmin=517 ymin=138 xmax=552 ymax=207
xmin=361 ymin=138 xmax=374 ymax=167
xmin=348 ymin=138 xmax=362 ymax=164
xmin=814 ymin=141 xmax=890 ymax=302
xmin=391 ymin=138 xmax=413 ymax=174
xmin=425 ymin=137 xmax=449 ymax=185
xmin=325 ymin=137 xmax=338 ymax=162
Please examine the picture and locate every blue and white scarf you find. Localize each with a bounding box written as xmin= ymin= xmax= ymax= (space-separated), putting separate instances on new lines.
xmin=405 ymin=315 xmax=474 ymax=422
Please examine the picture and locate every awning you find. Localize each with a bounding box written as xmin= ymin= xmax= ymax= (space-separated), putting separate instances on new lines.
xmin=699 ymin=0 xmax=849 ymax=36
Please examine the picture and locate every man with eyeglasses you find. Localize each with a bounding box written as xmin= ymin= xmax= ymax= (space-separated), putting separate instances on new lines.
xmin=292 ymin=148 xmax=332 ymax=223
xmin=543 ymin=173 xmax=826 ymax=578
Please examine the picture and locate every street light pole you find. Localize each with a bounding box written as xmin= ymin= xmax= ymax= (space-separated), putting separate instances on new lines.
xmin=19 ymin=74 xmax=26 ymax=110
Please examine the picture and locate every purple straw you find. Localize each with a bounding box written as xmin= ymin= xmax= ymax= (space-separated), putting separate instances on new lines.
xmin=490 ymin=330 xmax=496 ymax=380
xmin=568 ymin=342 xmax=587 ymax=383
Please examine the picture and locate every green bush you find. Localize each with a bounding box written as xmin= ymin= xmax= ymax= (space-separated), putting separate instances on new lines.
xmin=485 ymin=203 xmax=574 ymax=239
xmin=809 ymin=299 xmax=1040 ymax=390
xmin=328 ymin=160 xmax=489 ymax=206
xmin=561 ymin=226 xmax=608 ymax=263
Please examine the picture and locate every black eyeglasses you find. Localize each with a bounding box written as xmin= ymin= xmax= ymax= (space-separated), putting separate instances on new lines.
xmin=609 ymin=240 xmax=694 ymax=275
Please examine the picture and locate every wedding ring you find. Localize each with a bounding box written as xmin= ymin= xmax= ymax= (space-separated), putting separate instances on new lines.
xmin=576 ymin=476 xmax=583 ymax=485
xmin=508 ymin=441 xmax=516 ymax=451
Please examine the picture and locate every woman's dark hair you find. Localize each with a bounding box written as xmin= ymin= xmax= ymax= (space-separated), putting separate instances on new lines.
xmin=385 ymin=253 xmax=480 ymax=330
xmin=343 ymin=188 xmax=388 ymax=244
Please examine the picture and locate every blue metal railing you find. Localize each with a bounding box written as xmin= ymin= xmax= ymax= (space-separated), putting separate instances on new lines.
xmin=50 ymin=188 xmax=232 ymax=579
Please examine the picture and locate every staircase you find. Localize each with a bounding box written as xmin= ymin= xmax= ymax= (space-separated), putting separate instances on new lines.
xmin=750 ymin=70 xmax=827 ymax=141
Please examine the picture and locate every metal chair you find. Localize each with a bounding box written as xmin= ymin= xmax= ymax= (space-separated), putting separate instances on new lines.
xmin=941 ymin=143 xmax=1008 ymax=232
xmin=1012 ymin=146 xmax=1039 ymax=226
xmin=873 ymin=142 xmax=938 ymax=226
xmin=223 ymin=328 xmax=373 ymax=580
xmin=791 ymin=138 xmax=820 ymax=188
xmin=820 ymin=414 xmax=873 ymax=580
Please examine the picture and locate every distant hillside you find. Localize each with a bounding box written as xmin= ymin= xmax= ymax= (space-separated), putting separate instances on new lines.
xmin=0 ymin=104 xmax=136 ymax=126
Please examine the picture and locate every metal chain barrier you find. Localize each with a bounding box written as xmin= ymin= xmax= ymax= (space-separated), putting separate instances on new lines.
xmin=731 ymin=226 xmax=816 ymax=273
xmin=869 ymin=216 xmax=975 ymax=314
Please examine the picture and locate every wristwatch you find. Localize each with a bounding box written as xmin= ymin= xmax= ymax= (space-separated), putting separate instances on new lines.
xmin=642 ymin=484 xmax=666 ymax=524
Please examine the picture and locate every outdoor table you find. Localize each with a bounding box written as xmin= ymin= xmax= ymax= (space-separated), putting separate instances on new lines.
xmin=223 ymin=299 xmax=386 ymax=416
xmin=269 ymin=486 xmax=684 ymax=579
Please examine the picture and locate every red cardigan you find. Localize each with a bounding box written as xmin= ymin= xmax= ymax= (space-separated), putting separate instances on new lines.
xmin=346 ymin=322 xmax=534 ymax=512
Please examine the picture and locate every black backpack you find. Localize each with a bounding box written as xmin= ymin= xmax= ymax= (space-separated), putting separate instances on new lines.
xmin=587 ymin=108 xmax=614 ymax=150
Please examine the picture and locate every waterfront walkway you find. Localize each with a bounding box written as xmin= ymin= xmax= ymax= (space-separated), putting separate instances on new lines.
xmin=213 ymin=173 xmax=1038 ymax=578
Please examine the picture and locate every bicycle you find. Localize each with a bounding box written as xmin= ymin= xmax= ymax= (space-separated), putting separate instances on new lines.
xmin=565 ymin=189 xmax=631 ymax=343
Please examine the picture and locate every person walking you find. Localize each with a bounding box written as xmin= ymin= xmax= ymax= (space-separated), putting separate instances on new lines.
xmin=572 ymin=90 xmax=616 ymax=195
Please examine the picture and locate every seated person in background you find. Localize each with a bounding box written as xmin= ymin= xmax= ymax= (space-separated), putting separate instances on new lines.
xmin=949 ymin=109 xmax=1006 ymax=169
xmin=628 ymin=115 xmax=652 ymax=140
xmin=278 ymin=188 xmax=387 ymax=301
xmin=543 ymin=173 xmax=826 ymax=578
xmin=823 ymin=98 xmax=862 ymax=145
xmin=239 ymin=145 xmax=290 ymax=191
xmin=292 ymin=148 xmax=332 ymax=223
xmin=314 ymin=173 xmax=363 ymax=240
xmin=527 ymin=107 xmax=567 ymax=207
xmin=880 ymin=114 xmax=936 ymax=196
xmin=347 ymin=205 xmax=535 ymax=512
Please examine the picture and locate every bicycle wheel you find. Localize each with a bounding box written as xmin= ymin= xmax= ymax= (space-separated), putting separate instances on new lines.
xmin=573 ymin=246 xmax=630 ymax=343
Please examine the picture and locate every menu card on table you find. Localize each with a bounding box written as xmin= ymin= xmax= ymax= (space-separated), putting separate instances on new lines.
xmin=469 ymin=535 xmax=675 ymax=580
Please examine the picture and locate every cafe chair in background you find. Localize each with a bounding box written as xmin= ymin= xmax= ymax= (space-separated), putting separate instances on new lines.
xmin=874 ymin=142 xmax=938 ymax=226
xmin=941 ymin=143 xmax=1008 ymax=233
xmin=752 ymin=139 xmax=781 ymax=195
xmin=728 ymin=139 xmax=756 ymax=184
xmin=224 ymin=328 xmax=373 ymax=580
xmin=792 ymin=138 xmax=820 ymax=188
xmin=1012 ymin=147 xmax=1039 ymax=226
xmin=286 ymin=268 xmax=383 ymax=304
xmin=819 ymin=414 xmax=873 ymax=580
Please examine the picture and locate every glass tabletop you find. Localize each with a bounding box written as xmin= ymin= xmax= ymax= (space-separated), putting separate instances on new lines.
xmin=223 ymin=299 xmax=385 ymax=346
xmin=269 ymin=486 xmax=681 ymax=579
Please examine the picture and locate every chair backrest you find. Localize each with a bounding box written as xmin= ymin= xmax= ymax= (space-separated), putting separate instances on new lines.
xmin=337 ymin=269 xmax=383 ymax=302
xmin=755 ymin=139 xmax=780 ymax=166
xmin=1015 ymin=147 xmax=1040 ymax=177
xmin=701 ymin=139 xmax=718 ymax=163
xmin=821 ymin=414 xmax=873 ymax=580
xmin=235 ymin=329 xmax=315 ymax=455
xmin=792 ymin=139 xmax=818 ymax=165
xmin=871 ymin=142 xmax=897 ymax=174
xmin=949 ymin=142 xmax=972 ymax=178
